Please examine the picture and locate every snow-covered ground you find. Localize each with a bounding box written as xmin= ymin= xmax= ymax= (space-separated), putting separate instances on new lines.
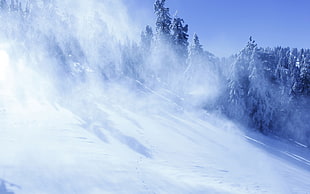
xmin=0 ymin=92 xmax=309 ymax=194
xmin=0 ymin=0 xmax=309 ymax=193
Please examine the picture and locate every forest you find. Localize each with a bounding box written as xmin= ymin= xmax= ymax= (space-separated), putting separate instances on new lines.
xmin=1 ymin=0 xmax=309 ymax=146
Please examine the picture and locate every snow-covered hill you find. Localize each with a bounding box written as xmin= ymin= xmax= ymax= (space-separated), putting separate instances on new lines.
xmin=0 ymin=0 xmax=310 ymax=193
xmin=1 ymin=92 xmax=309 ymax=194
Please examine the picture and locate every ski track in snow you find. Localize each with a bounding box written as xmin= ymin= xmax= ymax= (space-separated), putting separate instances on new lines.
xmin=0 ymin=95 xmax=310 ymax=194
xmin=244 ymin=134 xmax=310 ymax=169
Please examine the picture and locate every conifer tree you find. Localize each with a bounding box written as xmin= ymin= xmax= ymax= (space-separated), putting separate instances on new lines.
xmin=185 ymin=33 xmax=203 ymax=73
xmin=141 ymin=25 xmax=153 ymax=51
xmin=170 ymin=15 xmax=189 ymax=58
xmin=227 ymin=37 xmax=257 ymax=121
xmin=297 ymin=54 xmax=310 ymax=96
xmin=189 ymin=33 xmax=203 ymax=57
xmin=154 ymin=0 xmax=172 ymax=41
xmin=246 ymin=36 xmax=257 ymax=52
xmin=247 ymin=47 xmax=275 ymax=132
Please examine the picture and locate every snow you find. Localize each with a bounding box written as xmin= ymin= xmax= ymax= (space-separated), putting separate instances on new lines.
xmin=0 ymin=94 xmax=310 ymax=194
xmin=0 ymin=50 xmax=10 ymax=81
xmin=0 ymin=1 xmax=309 ymax=194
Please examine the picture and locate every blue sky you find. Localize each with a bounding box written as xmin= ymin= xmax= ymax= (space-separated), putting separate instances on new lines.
xmin=126 ymin=0 xmax=310 ymax=57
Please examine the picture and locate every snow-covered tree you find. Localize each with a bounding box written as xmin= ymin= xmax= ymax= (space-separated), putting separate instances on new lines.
xmin=121 ymin=42 xmax=143 ymax=80
xmin=170 ymin=15 xmax=189 ymax=58
xmin=189 ymin=33 xmax=203 ymax=57
xmin=247 ymin=48 xmax=275 ymax=132
xmin=0 ymin=0 xmax=29 ymax=16
xmin=247 ymin=36 xmax=257 ymax=51
xmin=185 ymin=33 xmax=205 ymax=75
xmin=295 ymin=53 xmax=310 ymax=96
xmin=225 ymin=37 xmax=278 ymax=132
xmin=141 ymin=25 xmax=153 ymax=51
xmin=154 ymin=0 xmax=172 ymax=41
xmin=228 ymin=37 xmax=256 ymax=105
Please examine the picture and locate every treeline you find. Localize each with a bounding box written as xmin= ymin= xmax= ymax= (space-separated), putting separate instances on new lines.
xmin=0 ymin=0 xmax=30 ymax=16
xmin=140 ymin=0 xmax=310 ymax=145
xmin=222 ymin=38 xmax=310 ymax=145
xmin=0 ymin=0 xmax=309 ymax=145
xmin=136 ymin=0 xmax=220 ymax=97
xmin=140 ymin=0 xmax=215 ymax=64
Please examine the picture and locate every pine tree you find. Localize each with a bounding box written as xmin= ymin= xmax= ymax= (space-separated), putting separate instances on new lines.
xmin=170 ymin=15 xmax=189 ymax=58
xmin=297 ymin=53 xmax=310 ymax=96
xmin=291 ymin=49 xmax=305 ymax=96
xmin=141 ymin=25 xmax=153 ymax=51
xmin=226 ymin=37 xmax=257 ymax=122
xmin=154 ymin=0 xmax=172 ymax=41
xmin=185 ymin=33 xmax=203 ymax=74
xmin=190 ymin=33 xmax=203 ymax=56
xmin=247 ymin=47 xmax=275 ymax=132
xmin=275 ymin=47 xmax=290 ymax=94
xmin=246 ymin=36 xmax=257 ymax=52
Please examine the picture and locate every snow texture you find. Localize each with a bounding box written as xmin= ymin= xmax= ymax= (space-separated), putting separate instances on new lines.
xmin=0 ymin=0 xmax=309 ymax=193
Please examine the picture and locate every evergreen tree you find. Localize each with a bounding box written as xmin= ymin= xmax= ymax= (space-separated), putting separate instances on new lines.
xmin=247 ymin=47 xmax=275 ymax=132
xmin=246 ymin=36 xmax=257 ymax=52
xmin=154 ymin=0 xmax=172 ymax=41
xmin=170 ymin=16 xmax=189 ymax=58
xmin=297 ymin=53 xmax=310 ymax=96
xmin=190 ymin=33 xmax=203 ymax=56
xmin=288 ymin=49 xmax=298 ymax=95
xmin=121 ymin=42 xmax=143 ymax=80
xmin=275 ymin=47 xmax=290 ymax=94
xmin=141 ymin=25 xmax=153 ymax=51
xmin=185 ymin=33 xmax=203 ymax=74
xmin=226 ymin=38 xmax=254 ymax=120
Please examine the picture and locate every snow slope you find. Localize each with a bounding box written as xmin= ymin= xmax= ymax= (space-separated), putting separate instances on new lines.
xmin=0 ymin=92 xmax=310 ymax=194
xmin=0 ymin=1 xmax=309 ymax=193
